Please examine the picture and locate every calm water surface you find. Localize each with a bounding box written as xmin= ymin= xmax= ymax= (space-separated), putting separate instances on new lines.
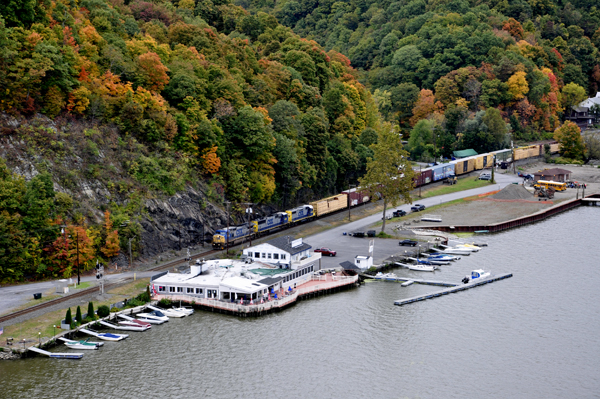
xmin=1 ymin=207 xmax=599 ymax=399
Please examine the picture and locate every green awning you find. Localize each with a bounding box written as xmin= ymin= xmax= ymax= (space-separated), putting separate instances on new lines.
xmin=453 ymin=149 xmax=478 ymax=158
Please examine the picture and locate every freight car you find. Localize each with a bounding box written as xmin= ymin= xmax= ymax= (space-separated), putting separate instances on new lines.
xmin=310 ymin=193 xmax=348 ymax=217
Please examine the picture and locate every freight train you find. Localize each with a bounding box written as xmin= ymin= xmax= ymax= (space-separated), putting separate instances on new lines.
xmin=212 ymin=142 xmax=560 ymax=249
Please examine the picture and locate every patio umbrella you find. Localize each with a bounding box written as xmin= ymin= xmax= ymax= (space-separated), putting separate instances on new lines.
xmin=288 ymin=286 xmax=292 ymax=292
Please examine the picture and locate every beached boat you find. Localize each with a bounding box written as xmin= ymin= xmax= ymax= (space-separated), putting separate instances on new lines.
xmin=59 ymin=337 xmax=103 ymax=350
xmin=79 ymin=328 xmax=129 ymax=341
xmin=374 ymin=272 xmax=399 ymax=280
xmin=462 ymin=269 xmax=491 ymax=284
xmin=147 ymin=305 xmax=187 ymax=318
xmin=136 ymin=310 xmax=169 ymax=324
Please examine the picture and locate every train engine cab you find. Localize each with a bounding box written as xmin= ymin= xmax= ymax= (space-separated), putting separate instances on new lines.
xmin=251 ymin=212 xmax=289 ymax=234
xmin=286 ymin=205 xmax=314 ymax=224
xmin=212 ymin=224 xmax=251 ymax=250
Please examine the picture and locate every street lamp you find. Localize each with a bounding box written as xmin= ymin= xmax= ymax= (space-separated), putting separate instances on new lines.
xmin=38 ymin=332 xmax=41 ymax=346
xmin=348 ymin=184 xmax=355 ymax=221
xmin=22 ymin=338 xmax=26 ymax=350
xmin=53 ymin=325 xmax=56 ymax=339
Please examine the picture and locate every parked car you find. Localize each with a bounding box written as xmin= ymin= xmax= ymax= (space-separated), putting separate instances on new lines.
xmin=479 ymin=172 xmax=491 ymax=180
xmin=314 ymin=247 xmax=337 ymax=256
xmin=352 ymin=231 xmax=365 ymax=237
xmin=367 ymin=230 xmax=376 ymax=237
xmin=399 ymin=239 xmax=418 ymax=247
xmin=518 ymin=171 xmax=534 ymax=180
xmin=411 ymin=204 xmax=426 ymax=212
xmin=393 ymin=210 xmax=407 ymax=217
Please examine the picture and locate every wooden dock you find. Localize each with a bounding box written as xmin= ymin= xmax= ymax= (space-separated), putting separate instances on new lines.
xmin=394 ymin=273 xmax=513 ymax=306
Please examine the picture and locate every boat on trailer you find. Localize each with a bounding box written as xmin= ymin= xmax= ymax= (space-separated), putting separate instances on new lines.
xmin=80 ymin=328 xmax=129 ymax=341
xmin=59 ymin=337 xmax=103 ymax=350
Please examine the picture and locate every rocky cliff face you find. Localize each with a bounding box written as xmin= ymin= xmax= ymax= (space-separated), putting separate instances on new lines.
xmin=0 ymin=113 xmax=233 ymax=262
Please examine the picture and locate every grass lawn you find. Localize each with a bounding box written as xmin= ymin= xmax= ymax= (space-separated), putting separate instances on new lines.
xmin=2 ymin=278 xmax=151 ymax=346
xmin=416 ymin=178 xmax=492 ymax=199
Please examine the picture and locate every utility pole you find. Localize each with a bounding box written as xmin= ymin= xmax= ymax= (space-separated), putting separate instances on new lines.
xmin=348 ymin=184 xmax=355 ymax=221
xmin=419 ymin=165 xmax=422 ymax=198
xmin=76 ymin=230 xmax=80 ymax=286
xmin=225 ymin=202 xmax=230 ymax=254
xmin=244 ymin=203 xmax=253 ymax=247
xmin=128 ymin=238 xmax=132 ymax=269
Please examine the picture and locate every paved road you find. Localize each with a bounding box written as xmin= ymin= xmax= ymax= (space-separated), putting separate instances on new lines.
xmin=0 ymin=172 xmax=520 ymax=316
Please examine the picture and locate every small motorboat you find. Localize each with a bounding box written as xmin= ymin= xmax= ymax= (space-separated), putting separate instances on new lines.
xmin=136 ymin=310 xmax=169 ymax=324
xmin=117 ymin=315 xmax=152 ymax=329
xmin=408 ymin=257 xmax=449 ymax=266
xmin=59 ymin=337 xmax=103 ymax=350
xmin=432 ymin=247 xmax=472 ymax=256
xmin=395 ymin=262 xmax=437 ymax=272
xmin=427 ymin=254 xmax=460 ymax=261
xmin=99 ymin=320 xmax=151 ymax=332
xmin=147 ymin=305 xmax=187 ymax=318
xmin=462 ymin=269 xmax=491 ymax=284
xmin=171 ymin=305 xmax=194 ymax=316
xmin=79 ymin=328 xmax=129 ymax=341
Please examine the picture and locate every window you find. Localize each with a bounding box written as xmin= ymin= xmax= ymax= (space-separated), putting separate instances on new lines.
xmin=158 ymin=286 xmax=166 ymax=292
xmin=274 ymin=253 xmax=279 ymax=260
xmin=196 ymin=288 xmax=203 ymax=294
xmin=268 ymin=253 xmax=272 ymax=259
xmin=169 ymin=287 xmax=175 ymax=292
xmin=281 ymin=254 xmax=286 ymax=260
xmin=177 ymin=287 xmax=183 ymax=293
xmin=262 ymin=253 xmax=266 ymax=258
xmin=187 ymin=288 xmax=194 ymax=294
xmin=254 ymin=252 xmax=260 ymax=258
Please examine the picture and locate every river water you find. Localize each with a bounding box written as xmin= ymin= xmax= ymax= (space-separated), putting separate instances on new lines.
xmin=1 ymin=206 xmax=599 ymax=399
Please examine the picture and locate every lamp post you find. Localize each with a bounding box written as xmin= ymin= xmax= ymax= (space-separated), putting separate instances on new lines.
xmin=22 ymin=338 xmax=25 ymax=351
xmin=245 ymin=205 xmax=253 ymax=247
xmin=53 ymin=325 xmax=56 ymax=339
xmin=38 ymin=332 xmax=41 ymax=347
xmin=348 ymin=184 xmax=355 ymax=221
xmin=225 ymin=202 xmax=231 ymax=254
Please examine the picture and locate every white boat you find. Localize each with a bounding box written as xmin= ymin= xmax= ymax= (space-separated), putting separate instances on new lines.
xmin=59 ymin=337 xmax=103 ymax=350
xmin=462 ymin=269 xmax=491 ymax=284
xmin=440 ymin=244 xmax=478 ymax=252
xmin=79 ymin=328 xmax=129 ymax=341
xmin=147 ymin=305 xmax=187 ymax=318
xmin=136 ymin=310 xmax=169 ymax=324
xmin=395 ymin=262 xmax=437 ymax=272
xmin=99 ymin=320 xmax=151 ymax=332
xmin=374 ymin=272 xmax=399 ymax=280
xmin=407 ymin=264 xmax=437 ymax=272
xmin=455 ymin=244 xmax=480 ymax=251
xmin=427 ymin=254 xmax=460 ymax=261
xmin=432 ymin=247 xmax=472 ymax=256
xmin=408 ymin=257 xmax=449 ymax=266
xmin=119 ymin=313 xmax=165 ymax=325
xmin=171 ymin=305 xmax=194 ymax=316
xmin=116 ymin=316 xmax=152 ymax=329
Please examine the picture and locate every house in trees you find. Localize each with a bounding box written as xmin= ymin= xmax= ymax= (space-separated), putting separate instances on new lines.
xmin=567 ymin=93 xmax=600 ymax=129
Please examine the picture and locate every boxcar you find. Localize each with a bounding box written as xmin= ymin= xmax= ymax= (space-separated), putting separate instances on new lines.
xmin=310 ymin=193 xmax=348 ymax=217
xmin=414 ymin=168 xmax=433 ymax=186
xmin=549 ymin=143 xmax=560 ymax=153
xmin=454 ymin=156 xmax=476 ymax=175
xmin=342 ymin=188 xmax=370 ymax=207
xmin=491 ymin=149 xmax=512 ymax=163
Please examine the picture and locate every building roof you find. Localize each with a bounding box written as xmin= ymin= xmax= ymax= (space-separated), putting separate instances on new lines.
xmin=219 ymin=276 xmax=267 ymax=295
xmin=257 ymin=276 xmax=283 ymax=286
xmin=340 ymin=261 xmax=360 ymax=271
xmin=453 ymin=149 xmax=478 ymax=158
xmin=266 ymin=236 xmax=312 ymax=255
xmin=534 ymin=168 xmax=572 ymax=176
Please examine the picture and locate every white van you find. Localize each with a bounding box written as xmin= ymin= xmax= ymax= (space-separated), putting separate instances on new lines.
xmin=479 ymin=171 xmax=491 ymax=180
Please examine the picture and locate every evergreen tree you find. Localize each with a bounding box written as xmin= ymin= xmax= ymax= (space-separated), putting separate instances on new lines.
xmin=87 ymin=302 xmax=95 ymax=320
xmin=75 ymin=305 xmax=82 ymax=323
xmin=65 ymin=308 xmax=72 ymax=325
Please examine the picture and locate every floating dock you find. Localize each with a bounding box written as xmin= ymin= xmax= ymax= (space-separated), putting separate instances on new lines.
xmin=28 ymin=346 xmax=83 ymax=359
xmin=365 ymin=274 xmax=457 ymax=287
xmin=394 ymin=273 xmax=513 ymax=306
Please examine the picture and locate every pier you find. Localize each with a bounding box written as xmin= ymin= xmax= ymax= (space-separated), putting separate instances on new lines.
xmin=394 ymin=273 xmax=513 ymax=306
xmin=27 ymin=346 xmax=83 ymax=359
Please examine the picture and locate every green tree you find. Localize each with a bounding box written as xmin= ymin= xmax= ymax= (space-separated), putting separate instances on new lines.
xmin=75 ymin=305 xmax=82 ymax=323
xmin=554 ymin=121 xmax=584 ymax=160
xmin=358 ymin=124 xmax=415 ymax=233
xmin=87 ymin=302 xmax=95 ymax=320
xmin=481 ymin=108 xmax=508 ymax=148
xmin=561 ymin=83 xmax=587 ymax=116
xmin=65 ymin=308 xmax=72 ymax=325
